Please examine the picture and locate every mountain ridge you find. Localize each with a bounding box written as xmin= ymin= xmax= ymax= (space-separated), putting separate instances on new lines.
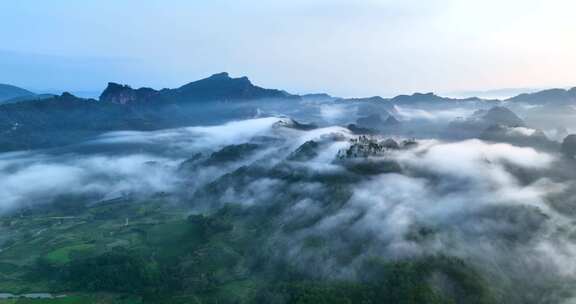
xmin=505 ymin=87 xmax=576 ymax=104
xmin=0 ymin=83 xmax=35 ymax=103
xmin=0 ymin=73 xmax=575 ymax=152
xmin=3 ymin=74 xmax=576 ymax=107
xmin=100 ymin=72 xmax=299 ymax=105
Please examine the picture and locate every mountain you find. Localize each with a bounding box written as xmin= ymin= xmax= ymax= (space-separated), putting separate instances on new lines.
xmin=301 ymin=93 xmax=336 ymax=102
xmin=391 ymin=92 xmax=447 ymax=104
xmin=506 ymin=87 xmax=576 ymax=105
xmin=4 ymin=73 xmax=570 ymax=153
xmin=0 ymin=92 xmax=147 ymax=151
xmin=390 ymin=92 xmax=492 ymax=105
xmin=173 ymin=72 xmax=297 ymax=101
xmin=0 ymin=73 xmax=301 ymax=152
xmin=445 ymin=106 xmax=526 ymax=140
xmin=2 ymin=93 xmax=55 ymax=104
xmin=9 ymin=77 xmax=576 ymax=108
xmin=0 ymin=92 xmax=262 ymax=152
xmin=448 ymin=86 xmax=576 ymax=105
xmin=3 ymin=77 xmax=576 ymax=303
xmin=338 ymin=93 xmax=499 ymax=109
xmin=340 ymin=96 xmax=389 ymax=103
xmin=99 ymin=83 xmax=158 ymax=105
xmin=482 ymin=106 xmax=525 ymax=127
xmin=100 ymin=72 xmax=299 ymax=105
xmin=480 ymin=125 xmax=555 ymax=149
xmin=383 ymin=115 xmax=401 ymax=127
xmin=356 ymin=114 xmax=385 ymax=129
xmin=0 ymin=84 xmax=35 ymax=102
xmin=355 ymin=113 xmax=401 ymax=130
xmin=451 ymin=88 xmax=541 ymax=100
xmin=562 ymin=134 xmax=576 ymax=158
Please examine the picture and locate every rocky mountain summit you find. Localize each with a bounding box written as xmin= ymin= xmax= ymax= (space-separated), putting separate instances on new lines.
xmin=100 ymin=72 xmax=299 ymax=105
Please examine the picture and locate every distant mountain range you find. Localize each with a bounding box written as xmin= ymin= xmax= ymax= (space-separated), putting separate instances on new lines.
xmin=0 ymin=83 xmax=56 ymax=104
xmin=0 ymin=73 xmax=300 ymax=151
xmin=0 ymin=72 xmax=575 ymax=152
xmin=4 ymin=73 xmax=576 ymax=107
xmin=448 ymin=88 xmax=543 ymax=100
xmin=506 ymin=87 xmax=576 ymax=105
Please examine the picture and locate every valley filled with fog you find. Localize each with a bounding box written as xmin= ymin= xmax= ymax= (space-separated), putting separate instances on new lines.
xmin=5 ymin=0 xmax=576 ymax=302
xmin=2 ymin=74 xmax=576 ymax=303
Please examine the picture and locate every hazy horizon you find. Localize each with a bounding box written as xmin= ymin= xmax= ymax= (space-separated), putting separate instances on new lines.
xmin=1 ymin=0 xmax=576 ymax=97
xmin=2 ymin=71 xmax=571 ymax=101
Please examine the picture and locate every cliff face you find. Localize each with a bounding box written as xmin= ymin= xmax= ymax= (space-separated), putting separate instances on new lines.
xmin=99 ymin=83 xmax=159 ymax=105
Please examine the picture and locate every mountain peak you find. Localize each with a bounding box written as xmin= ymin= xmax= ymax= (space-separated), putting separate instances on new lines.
xmin=175 ymin=73 xmax=295 ymax=101
xmin=178 ymin=72 xmax=253 ymax=91
xmin=483 ymin=106 xmax=525 ymax=127
xmin=415 ymin=92 xmax=437 ymax=97
xmin=105 ymin=82 xmax=131 ymax=90
xmin=391 ymin=92 xmax=445 ymax=104
xmin=60 ymin=92 xmax=76 ymax=98
xmin=203 ymin=72 xmax=250 ymax=84
xmin=208 ymin=72 xmax=231 ymax=79
xmin=100 ymin=82 xmax=158 ymax=105
xmin=99 ymin=73 xmax=297 ymax=105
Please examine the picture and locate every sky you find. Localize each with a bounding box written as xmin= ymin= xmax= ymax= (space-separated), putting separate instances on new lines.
xmin=0 ymin=0 xmax=575 ymax=97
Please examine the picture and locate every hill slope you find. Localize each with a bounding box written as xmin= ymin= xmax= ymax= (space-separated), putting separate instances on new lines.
xmin=0 ymin=83 xmax=35 ymax=102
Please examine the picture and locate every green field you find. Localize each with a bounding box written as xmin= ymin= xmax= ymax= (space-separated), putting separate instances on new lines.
xmin=0 ymin=194 xmax=498 ymax=304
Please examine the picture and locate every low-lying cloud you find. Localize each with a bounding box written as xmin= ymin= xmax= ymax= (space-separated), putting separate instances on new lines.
xmin=1 ymin=116 xmax=575 ymax=302
xmin=0 ymin=153 xmax=181 ymax=213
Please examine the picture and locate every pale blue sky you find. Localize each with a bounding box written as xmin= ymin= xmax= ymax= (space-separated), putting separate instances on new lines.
xmin=1 ymin=0 xmax=575 ymax=97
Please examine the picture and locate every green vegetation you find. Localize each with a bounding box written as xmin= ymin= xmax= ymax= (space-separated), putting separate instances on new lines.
xmin=45 ymin=244 xmax=95 ymax=265
xmin=0 ymin=294 xmax=143 ymax=304
xmin=0 ymin=195 xmax=497 ymax=304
